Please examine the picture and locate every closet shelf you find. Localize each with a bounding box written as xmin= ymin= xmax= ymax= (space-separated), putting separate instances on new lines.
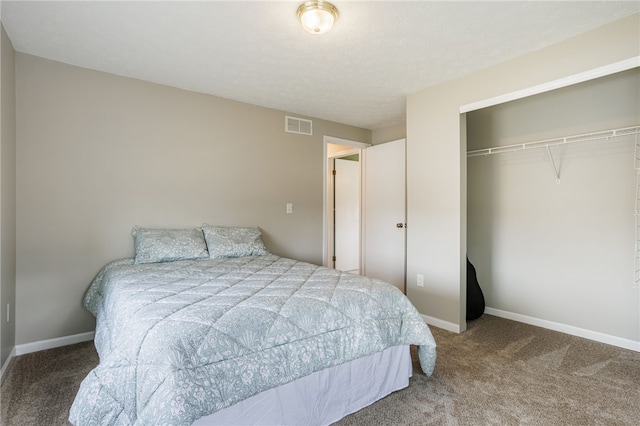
xmin=467 ymin=125 xmax=640 ymax=157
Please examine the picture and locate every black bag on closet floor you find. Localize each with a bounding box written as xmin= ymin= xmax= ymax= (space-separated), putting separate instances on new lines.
xmin=466 ymin=257 xmax=485 ymax=321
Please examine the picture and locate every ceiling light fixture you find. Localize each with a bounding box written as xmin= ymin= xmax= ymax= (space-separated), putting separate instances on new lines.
xmin=297 ymin=1 xmax=339 ymax=35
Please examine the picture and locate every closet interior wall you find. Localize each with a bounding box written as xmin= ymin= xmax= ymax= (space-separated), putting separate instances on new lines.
xmin=466 ymin=68 xmax=640 ymax=343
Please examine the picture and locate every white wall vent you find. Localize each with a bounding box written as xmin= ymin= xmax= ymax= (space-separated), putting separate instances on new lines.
xmin=285 ymin=116 xmax=313 ymax=136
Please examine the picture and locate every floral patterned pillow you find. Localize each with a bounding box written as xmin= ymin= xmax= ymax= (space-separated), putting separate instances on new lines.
xmin=201 ymin=224 xmax=269 ymax=259
xmin=132 ymin=226 xmax=209 ymax=264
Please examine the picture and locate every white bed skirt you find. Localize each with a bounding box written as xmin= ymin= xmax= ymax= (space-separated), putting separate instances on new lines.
xmin=192 ymin=345 xmax=412 ymax=426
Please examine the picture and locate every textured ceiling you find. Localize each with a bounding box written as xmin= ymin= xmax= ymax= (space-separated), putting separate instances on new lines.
xmin=1 ymin=1 xmax=638 ymax=130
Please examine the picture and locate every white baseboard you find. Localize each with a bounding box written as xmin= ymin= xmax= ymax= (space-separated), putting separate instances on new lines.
xmin=15 ymin=331 xmax=95 ymax=356
xmin=0 ymin=346 xmax=16 ymax=383
xmin=422 ymin=314 xmax=462 ymax=333
xmin=485 ymin=307 xmax=640 ymax=352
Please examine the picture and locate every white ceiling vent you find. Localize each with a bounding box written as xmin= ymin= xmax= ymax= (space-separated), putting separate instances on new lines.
xmin=285 ymin=116 xmax=313 ymax=136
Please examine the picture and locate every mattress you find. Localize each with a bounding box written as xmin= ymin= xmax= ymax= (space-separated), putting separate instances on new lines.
xmin=69 ymin=254 xmax=436 ymax=425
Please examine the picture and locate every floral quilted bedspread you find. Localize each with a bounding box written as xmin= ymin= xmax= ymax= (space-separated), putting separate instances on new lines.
xmin=69 ymin=255 xmax=437 ymax=425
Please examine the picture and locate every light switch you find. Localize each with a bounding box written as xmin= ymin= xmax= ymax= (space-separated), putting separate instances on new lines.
xmin=286 ymin=203 xmax=293 ymax=214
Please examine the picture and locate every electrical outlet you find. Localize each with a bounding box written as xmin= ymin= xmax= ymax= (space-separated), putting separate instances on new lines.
xmin=417 ymin=274 xmax=424 ymax=287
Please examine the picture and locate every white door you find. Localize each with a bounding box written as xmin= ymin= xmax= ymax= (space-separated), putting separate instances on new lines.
xmin=334 ymin=158 xmax=360 ymax=273
xmin=363 ymin=139 xmax=406 ymax=292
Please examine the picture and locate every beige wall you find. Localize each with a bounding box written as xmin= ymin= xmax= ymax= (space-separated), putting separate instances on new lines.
xmin=371 ymin=123 xmax=406 ymax=145
xmin=0 ymin=22 xmax=17 ymax=369
xmin=406 ymin=13 xmax=639 ymax=342
xmin=467 ymin=68 xmax=639 ymax=340
xmin=15 ymin=54 xmax=370 ymax=345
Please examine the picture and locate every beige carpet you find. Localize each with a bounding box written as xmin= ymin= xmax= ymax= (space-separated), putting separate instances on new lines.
xmin=2 ymin=315 xmax=639 ymax=425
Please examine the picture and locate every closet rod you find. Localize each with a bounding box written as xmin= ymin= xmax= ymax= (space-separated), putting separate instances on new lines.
xmin=467 ymin=125 xmax=640 ymax=158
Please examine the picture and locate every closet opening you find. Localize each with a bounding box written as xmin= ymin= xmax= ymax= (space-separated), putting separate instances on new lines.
xmin=464 ymin=67 xmax=640 ymax=349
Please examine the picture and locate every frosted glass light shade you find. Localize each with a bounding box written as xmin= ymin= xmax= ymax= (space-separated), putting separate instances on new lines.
xmin=297 ymin=1 xmax=339 ymax=34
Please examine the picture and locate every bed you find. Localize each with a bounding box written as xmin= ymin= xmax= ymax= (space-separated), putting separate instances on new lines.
xmin=69 ymin=225 xmax=437 ymax=425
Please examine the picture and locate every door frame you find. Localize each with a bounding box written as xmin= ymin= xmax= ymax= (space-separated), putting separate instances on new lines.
xmin=323 ymin=136 xmax=371 ymax=268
